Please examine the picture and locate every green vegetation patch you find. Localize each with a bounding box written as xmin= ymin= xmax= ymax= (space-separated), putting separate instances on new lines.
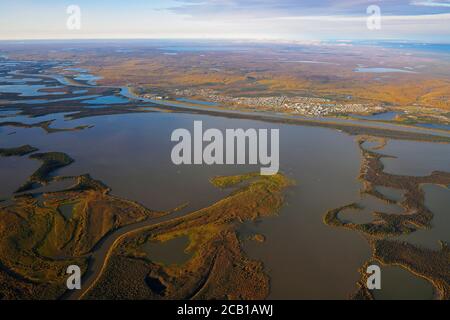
xmin=86 ymin=173 xmax=293 ymax=300
xmin=16 ymin=152 xmax=74 ymax=193
xmin=0 ymin=145 xmax=38 ymax=157
xmin=325 ymin=136 xmax=450 ymax=300
xmin=210 ymin=172 xmax=260 ymax=188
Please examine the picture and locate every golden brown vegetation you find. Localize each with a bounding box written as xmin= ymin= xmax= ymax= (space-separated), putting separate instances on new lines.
xmin=16 ymin=152 xmax=74 ymax=193
xmin=0 ymin=145 xmax=38 ymax=157
xmin=85 ymin=173 xmax=292 ymax=300
xmin=0 ymin=120 xmax=91 ymax=134
xmin=0 ymin=172 xmax=166 ymax=299
xmin=324 ymin=136 xmax=450 ymax=300
xmin=372 ymin=240 xmax=449 ymax=300
xmin=73 ymin=47 xmax=450 ymax=111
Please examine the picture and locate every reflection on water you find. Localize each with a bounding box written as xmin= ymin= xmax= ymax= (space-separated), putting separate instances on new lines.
xmin=0 ymin=155 xmax=40 ymax=199
xmin=27 ymin=178 xmax=76 ymax=195
xmin=381 ymin=140 xmax=450 ymax=176
xmin=416 ymin=123 xmax=450 ymax=131
xmin=351 ymin=111 xmax=401 ymax=121
xmin=239 ymin=123 xmax=372 ymax=299
xmin=0 ymin=84 xmax=64 ymax=96
xmin=0 ymin=112 xmax=76 ymax=126
xmin=0 ymin=76 xmax=42 ymax=84
xmin=397 ymin=184 xmax=450 ymax=250
xmin=142 ymin=235 xmax=192 ymax=266
xmin=73 ymin=73 xmax=102 ymax=85
xmin=360 ymin=140 xmax=382 ymax=151
xmin=2 ymin=111 xmax=371 ymax=299
xmin=85 ymin=105 xmax=110 ymax=109
xmin=372 ymin=265 xmax=434 ymax=300
xmin=84 ymin=95 xmax=129 ymax=105
xmin=64 ymin=68 xmax=89 ymax=73
xmin=176 ymin=98 xmax=219 ymax=107
xmin=375 ymin=186 xmax=405 ymax=202
xmin=59 ymin=203 xmax=75 ymax=220
xmin=12 ymin=94 xmax=101 ymax=105
xmin=72 ymin=89 xmax=88 ymax=95
xmin=0 ymin=109 xmax=19 ymax=116
xmin=339 ymin=194 xmax=404 ymax=224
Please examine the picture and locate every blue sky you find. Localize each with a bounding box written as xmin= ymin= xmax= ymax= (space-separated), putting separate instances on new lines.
xmin=0 ymin=0 xmax=449 ymax=41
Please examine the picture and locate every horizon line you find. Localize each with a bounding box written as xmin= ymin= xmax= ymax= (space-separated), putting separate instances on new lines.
xmin=0 ymin=37 xmax=449 ymax=45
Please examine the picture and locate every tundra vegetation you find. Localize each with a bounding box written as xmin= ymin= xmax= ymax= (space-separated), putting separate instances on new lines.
xmin=0 ymin=145 xmax=38 ymax=157
xmin=1 ymin=47 xmax=449 ymax=300
xmin=85 ymin=173 xmax=292 ymax=300
xmin=324 ymin=136 xmax=450 ymax=300
xmin=4 ymin=42 xmax=450 ymax=127
xmin=0 ymin=140 xmax=292 ymax=299
xmin=0 ymin=119 xmax=92 ymax=134
xmin=0 ymin=144 xmax=169 ymax=299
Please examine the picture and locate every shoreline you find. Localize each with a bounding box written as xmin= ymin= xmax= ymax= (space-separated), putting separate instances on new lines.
xmin=4 ymin=66 xmax=450 ymax=143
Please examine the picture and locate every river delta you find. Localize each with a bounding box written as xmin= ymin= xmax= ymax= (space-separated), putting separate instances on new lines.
xmin=0 ymin=56 xmax=449 ymax=300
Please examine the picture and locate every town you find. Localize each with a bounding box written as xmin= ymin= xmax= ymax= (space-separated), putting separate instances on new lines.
xmin=143 ymin=88 xmax=386 ymax=117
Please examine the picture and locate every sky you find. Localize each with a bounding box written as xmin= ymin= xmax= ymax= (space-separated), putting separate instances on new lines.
xmin=0 ymin=0 xmax=449 ymax=42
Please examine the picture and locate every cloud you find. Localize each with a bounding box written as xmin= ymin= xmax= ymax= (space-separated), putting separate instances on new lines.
xmin=169 ymin=0 xmax=450 ymax=18
xmin=411 ymin=0 xmax=450 ymax=7
xmin=0 ymin=0 xmax=448 ymax=41
xmin=169 ymin=0 xmax=383 ymax=17
xmin=267 ymin=13 xmax=450 ymax=21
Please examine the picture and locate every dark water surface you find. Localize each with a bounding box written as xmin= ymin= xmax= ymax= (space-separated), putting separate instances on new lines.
xmin=142 ymin=235 xmax=192 ymax=266
xmin=372 ymin=265 xmax=434 ymax=300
